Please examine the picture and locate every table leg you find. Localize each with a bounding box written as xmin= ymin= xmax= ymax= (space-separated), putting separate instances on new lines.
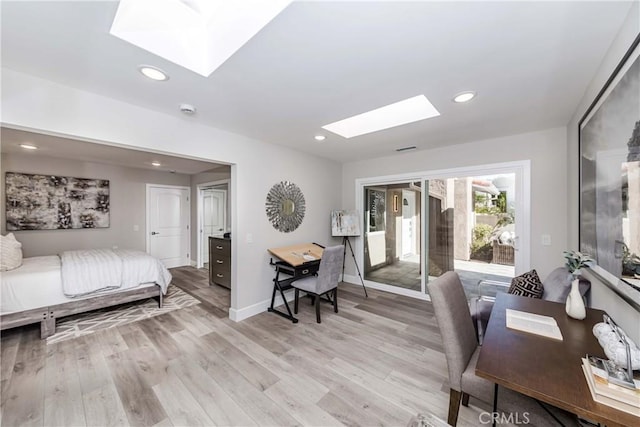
xmin=267 ymin=278 xmax=298 ymax=323
xmin=493 ymin=383 xmax=499 ymax=427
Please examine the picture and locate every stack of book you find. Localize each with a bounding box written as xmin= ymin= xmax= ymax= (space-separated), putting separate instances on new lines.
xmin=581 ymin=355 xmax=640 ymax=416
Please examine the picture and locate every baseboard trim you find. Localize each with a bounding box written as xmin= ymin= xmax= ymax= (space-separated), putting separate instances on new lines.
xmin=229 ymin=289 xmax=298 ymax=322
xmin=342 ymin=274 xmax=430 ymax=301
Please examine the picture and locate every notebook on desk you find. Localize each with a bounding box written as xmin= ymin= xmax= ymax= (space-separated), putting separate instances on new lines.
xmin=506 ymin=309 xmax=563 ymax=341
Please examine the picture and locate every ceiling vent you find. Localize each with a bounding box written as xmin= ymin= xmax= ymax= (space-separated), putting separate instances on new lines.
xmin=396 ymin=146 xmax=417 ymax=152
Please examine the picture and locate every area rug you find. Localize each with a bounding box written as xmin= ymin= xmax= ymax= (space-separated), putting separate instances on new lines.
xmin=46 ymin=286 xmax=200 ymax=345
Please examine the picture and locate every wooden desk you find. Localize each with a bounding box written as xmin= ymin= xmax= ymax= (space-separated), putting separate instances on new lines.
xmin=267 ymin=243 xmax=324 ymax=323
xmin=476 ymin=293 xmax=639 ymax=427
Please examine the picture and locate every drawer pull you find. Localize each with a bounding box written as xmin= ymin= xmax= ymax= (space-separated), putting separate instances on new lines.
xmin=216 ymin=273 xmax=224 ymax=278
xmin=302 ymin=269 xmax=309 ymax=275
xmin=216 ymin=260 xmax=224 ymax=264
xmin=216 ymin=245 xmax=224 ymax=250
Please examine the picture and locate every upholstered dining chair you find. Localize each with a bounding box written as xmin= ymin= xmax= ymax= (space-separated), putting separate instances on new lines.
xmin=292 ymin=245 xmax=344 ymax=323
xmin=427 ymin=271 xmax=577 ymax=426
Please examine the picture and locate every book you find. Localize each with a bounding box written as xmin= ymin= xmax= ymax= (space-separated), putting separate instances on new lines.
xmin=505 ymin=309 xmax=563 ymax=340
xmin=581 ymin=357 xmax=640 ymax=416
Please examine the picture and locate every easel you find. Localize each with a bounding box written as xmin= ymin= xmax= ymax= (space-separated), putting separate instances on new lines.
xmin=341 ymin=236 xmax=368 ymax=297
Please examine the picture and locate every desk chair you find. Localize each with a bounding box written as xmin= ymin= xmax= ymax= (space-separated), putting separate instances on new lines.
xmin=428 ymin=271 xmax=577 ymax=426
xmin=292 ymin=245 xmax=344 ymax=323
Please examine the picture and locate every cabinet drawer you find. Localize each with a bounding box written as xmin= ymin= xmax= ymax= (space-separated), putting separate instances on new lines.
xmin=210 ymin=270 xmax=231 ymax=288
xmin=210 ymin=238 xmax=231 ymax=253
xmin=210 ymin=254 xmax=230 ymax=267
xmin=210 ymin=257 xmax=230 ymax=275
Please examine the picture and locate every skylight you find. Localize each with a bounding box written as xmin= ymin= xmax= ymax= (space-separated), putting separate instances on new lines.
xmin=322 ymin=95 xmax=440 ymax=139
xmin=110 ymin=0 xmax=293 ymax=77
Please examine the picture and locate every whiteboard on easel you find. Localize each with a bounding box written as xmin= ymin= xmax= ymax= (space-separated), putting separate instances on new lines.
xmin=331 ymin=210 xmax=361 ymax=237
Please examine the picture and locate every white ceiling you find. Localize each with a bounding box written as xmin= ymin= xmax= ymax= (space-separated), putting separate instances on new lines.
xmin=0 ymin=127 xmax=226 ymax=175
xmin=0 ymin=1 xmax=635 ymax=163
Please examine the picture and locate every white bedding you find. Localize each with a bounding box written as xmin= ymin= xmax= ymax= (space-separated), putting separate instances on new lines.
xmin=61 ymin=249 xmax=123 ymax=296
xmin=1 ymin=256 xmax=64 ymax=314
xmin=1 ymin=251 xmax=171 ymax=315
xmin=60 ymin=248 xmax=171 ymax=296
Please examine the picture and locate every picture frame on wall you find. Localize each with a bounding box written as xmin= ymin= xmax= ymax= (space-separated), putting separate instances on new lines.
xmin=579 ymin=33 xmax=640 ymax=289
xmin=5 ymin=172 xmax=110 ymax=230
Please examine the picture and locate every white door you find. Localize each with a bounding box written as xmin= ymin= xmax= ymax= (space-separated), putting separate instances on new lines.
xmin=201 ymin=189 xmax=226 ymax=264
xmin=147 ymin=185 xmax=190 ymax=268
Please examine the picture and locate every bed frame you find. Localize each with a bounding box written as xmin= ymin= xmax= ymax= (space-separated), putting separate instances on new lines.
xmin=0 ymin=285 xmax=162 ymax=339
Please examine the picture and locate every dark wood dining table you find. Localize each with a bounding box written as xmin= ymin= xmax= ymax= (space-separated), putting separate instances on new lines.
xmin=475 ymin=293 xmax=640 ymax=427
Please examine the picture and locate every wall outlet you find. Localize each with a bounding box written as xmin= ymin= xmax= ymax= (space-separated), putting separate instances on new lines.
xmin=541 ymin=234 xmax=551 ymax=246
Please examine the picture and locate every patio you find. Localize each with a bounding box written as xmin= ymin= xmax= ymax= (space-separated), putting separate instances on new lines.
xmin=364 ymin=258 xmax=514 ymax=300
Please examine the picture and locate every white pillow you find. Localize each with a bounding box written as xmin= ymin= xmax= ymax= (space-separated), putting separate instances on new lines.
xmin=0 ymin=233 xmax=23 ymax=271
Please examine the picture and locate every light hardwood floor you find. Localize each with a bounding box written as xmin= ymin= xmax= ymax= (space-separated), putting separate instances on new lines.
xmin=0 ymin=266 xmax=495 ymax=427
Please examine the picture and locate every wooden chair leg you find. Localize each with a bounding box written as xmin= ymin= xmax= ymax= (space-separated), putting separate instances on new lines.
xmin=315 ymin=294 xmax=321 ymax=323
xmin=294 ymin=288 xmax=299 ymax=314
xmin=461 ymin=392 xmax=470 ymax=407
xmin=333 ymin=288 xmax=338 ymax=313
xmin=448 ymin=389 xmax=462 ymax=427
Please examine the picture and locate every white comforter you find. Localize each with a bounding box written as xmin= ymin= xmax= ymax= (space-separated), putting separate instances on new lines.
xmin=61 ymin=249 xmax=171 ymax=296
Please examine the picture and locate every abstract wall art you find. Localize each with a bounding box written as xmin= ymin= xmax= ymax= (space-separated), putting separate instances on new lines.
xmin=5 ymin=172 xmax=110 ymax=230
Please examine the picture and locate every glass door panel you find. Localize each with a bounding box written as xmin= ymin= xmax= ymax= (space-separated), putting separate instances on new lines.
xmin=363 ymin=182 xmax=422 ymax=291
xmin=425 ymin=174 xmax=516 ymax=301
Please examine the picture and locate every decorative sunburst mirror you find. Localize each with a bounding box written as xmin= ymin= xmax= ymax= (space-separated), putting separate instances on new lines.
xmin=265 ymin=181 xmax=306 ymax=233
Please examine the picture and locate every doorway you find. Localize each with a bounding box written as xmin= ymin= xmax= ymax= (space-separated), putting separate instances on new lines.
xmin=146 ymin=184 xmax=191 ymax=268
xmin=197 ymin=180 xmax=229 ymax=269
xmin=357 ymin=161 xmax=530 ymax=301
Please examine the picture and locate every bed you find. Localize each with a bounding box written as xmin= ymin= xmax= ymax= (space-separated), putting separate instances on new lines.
xmin=0 ymin=248 xmax=172 ymax=338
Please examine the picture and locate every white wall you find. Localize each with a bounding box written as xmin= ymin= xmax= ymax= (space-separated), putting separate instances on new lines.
xmin=566 ymin=3 xmax=640 ymax=343
xmin=1 ymin=152 xmax=190 ymax=257
xmin=1 ymin=69 xmax=343 ymax=320
xmin=342 ymin=127 xmax=568 ymax=280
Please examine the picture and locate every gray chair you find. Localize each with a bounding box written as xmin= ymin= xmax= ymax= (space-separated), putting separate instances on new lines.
xmin=292 ymin=245 xmax=344 ymax=323
xmin=428 ymin=271 xmax=578 ymax=426
xmin=428 ymin=271 xmax=492 ymax=426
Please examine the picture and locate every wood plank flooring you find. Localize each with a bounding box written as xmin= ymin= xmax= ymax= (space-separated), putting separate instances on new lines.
xmin=0 ymin=266 xmax=495 ymax=426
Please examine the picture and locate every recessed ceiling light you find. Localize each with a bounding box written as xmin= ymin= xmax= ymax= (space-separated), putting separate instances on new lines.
xmin=453 ymin=91 xmax=476 ymax=103
xmin=322 ymin=95 xmax=440 ymax=139
xmin=19 ymin=143 xmax=38 ymax=150
xmin=138 ymin=65 xmax=169 ymax=81
xmin=179 ymin=103 xmax=196 ymax=115
xmin=151 ymin=161 xmax=161 ymax=167
xmin=314 ymin=135 xmax=326 ymax=141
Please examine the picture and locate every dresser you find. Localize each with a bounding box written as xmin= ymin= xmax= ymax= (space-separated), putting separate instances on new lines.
xmin=209 ymin=236 xmax=231 ymax=289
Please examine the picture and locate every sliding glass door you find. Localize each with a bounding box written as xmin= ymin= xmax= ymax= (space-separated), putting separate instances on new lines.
xmin=358 ymin=162 xmax=529 ymax=301
xmin=363 ymin=182 xmax=422 ymax=292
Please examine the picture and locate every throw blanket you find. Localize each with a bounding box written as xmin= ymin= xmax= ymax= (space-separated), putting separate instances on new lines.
xmin=61 ymin=249 xmax=172 ymax=297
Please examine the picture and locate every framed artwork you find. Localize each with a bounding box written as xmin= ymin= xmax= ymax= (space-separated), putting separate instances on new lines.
xmin=5 ymin=172 xmax=110 ymax=230
xmin=579 ymin=33 xmax=640 ymax=288
xmin=331 ymin=210 xmax=361 ymax=237
xmin=367 ymin=189 xmax=386 ymax=233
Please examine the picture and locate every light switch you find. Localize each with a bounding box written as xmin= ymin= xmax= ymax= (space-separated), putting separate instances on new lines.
xmin=246 ymin=233 xmax=253 ymax=243
xmin=541 ymin=234 xmax=551 ymax=246
xmin=133 ymin=224 xmax=139 ymax=232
